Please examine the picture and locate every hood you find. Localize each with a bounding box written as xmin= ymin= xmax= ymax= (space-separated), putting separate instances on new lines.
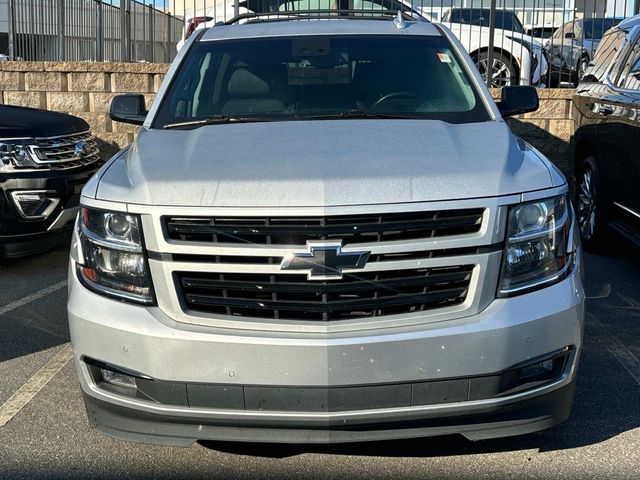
xmin=95 ymin=120 xmax=556 ymax=208
xmin=0 ymin=105 xmax=90 ymax=138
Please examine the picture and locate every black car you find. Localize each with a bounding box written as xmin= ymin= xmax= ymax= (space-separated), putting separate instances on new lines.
xmin=0 ymin=105 xmax=102 ymax=258
xmin=572 ymin=16 xmax=640 ymax=250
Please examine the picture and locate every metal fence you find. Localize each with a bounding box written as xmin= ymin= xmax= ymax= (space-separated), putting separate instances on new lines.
xmin=7 ymin=0 xmax=184 ymax=62
xmin=5 ymin=0 xmax=640 ymax=87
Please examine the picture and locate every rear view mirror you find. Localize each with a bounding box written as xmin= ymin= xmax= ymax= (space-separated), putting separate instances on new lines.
xmin=110 ymin=94 xmax=147 ymax=125
xmin=497 ymin=86 xmax=539 ymax=117
xmin=565 ymin=32 xmax=574 ymax=39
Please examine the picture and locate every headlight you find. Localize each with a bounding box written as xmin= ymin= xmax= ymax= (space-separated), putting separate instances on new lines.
xmin=498 ymin=195 xmax=574 ymax=296
xmin=75 ymin=207 xmax=154 ymax=304
xmin=0 ymin=140 xmax=40 ymax=171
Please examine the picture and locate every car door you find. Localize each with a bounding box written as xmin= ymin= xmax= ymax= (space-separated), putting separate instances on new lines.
xmin=609 ymin=29 xmax=640 ymax=218
xmin=547 ymin=21 xmax=574 ymax=82
xmin=593 ymin=26 xmax=640 ymax=227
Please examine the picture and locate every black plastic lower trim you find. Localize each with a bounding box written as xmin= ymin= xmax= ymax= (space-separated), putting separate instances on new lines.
xmin=82 ymin=379 xmax=576 ymax=446
xmin=84 ymin=347 xmax=573 ymax=413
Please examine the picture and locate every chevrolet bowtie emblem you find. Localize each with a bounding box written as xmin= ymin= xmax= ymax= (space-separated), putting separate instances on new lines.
xmin=280 ymin=242 xmax=370 ymax=280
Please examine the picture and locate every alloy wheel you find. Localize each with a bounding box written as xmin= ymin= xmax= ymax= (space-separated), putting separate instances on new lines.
xmin=577 ymin=168 xmax=597 ymax=241
xmin=477 ymin=57 xmax=513 ymax=87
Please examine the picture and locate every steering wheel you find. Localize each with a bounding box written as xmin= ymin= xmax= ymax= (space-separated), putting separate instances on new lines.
xmin=370 ymin=92 xmax=421 ymax=109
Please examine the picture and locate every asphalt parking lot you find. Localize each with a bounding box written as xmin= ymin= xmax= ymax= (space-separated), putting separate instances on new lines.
xmin=0 ymin=238 xmax=638 ymax=480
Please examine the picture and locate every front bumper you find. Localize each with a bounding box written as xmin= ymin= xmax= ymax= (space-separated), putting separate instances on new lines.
xmin=68 ymin=257 xmax=584 ymax=445
xmin=0 ymin=214 xmax=76 ymax=258
xmin=532 ymin=51 xmax=549 ymax=86
xmin=0 ymin=164 xmax=99 ymax=257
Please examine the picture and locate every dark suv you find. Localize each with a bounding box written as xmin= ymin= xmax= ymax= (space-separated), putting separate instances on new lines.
xmin=572 ymin=16 xmax=640 ymax=250
xmin=0 ymin=105 xmax=102 ymax=258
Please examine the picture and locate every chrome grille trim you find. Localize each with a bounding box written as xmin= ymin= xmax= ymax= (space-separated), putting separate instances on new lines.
xmin=135 ymin=199 xmax=507 ymax=333
xmin=30 ymin=130 xmax=100 ymax=165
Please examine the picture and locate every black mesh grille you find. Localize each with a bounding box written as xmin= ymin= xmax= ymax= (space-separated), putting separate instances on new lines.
xmin=177 ymin=265 xmax=474 ymax=321
xmin=165 ymin=209 xmax=484 ymax=245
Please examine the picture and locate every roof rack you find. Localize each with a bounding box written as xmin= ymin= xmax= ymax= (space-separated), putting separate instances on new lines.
xmin=224 ymin=9 xmax=425 ymax=26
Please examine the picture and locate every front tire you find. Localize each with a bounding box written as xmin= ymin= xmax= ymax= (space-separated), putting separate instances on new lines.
xmin=576 ymin=156 xmax=608 ymax=251
xmin=574 ymin=55 xmax=589 ymax=86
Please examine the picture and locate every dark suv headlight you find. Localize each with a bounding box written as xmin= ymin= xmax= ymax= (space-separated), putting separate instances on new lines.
xmin=75 ymin=207 xmax=154 ymax=304
xmin=498 ymin=195 xmax=574 ymax=296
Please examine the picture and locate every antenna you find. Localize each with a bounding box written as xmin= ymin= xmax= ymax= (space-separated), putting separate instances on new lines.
xmin=393 ymin=10 xmax=407 ymax=29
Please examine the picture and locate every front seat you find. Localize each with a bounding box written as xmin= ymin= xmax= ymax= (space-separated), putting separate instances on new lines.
xmin=221 ymin=68 xmax=285 ymax=115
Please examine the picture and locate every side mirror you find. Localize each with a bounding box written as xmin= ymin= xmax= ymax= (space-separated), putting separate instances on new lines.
xmin=497 ymin=86 xmax=539 ymax=117
xmin=110 ymin=94 xmax=147 ymax=125
xmin=564 ymin=32 xmax=574 ymax=39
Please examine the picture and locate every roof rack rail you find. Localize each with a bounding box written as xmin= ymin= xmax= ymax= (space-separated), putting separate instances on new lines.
xmin=224 ymin=9 xmax=425 ymax=26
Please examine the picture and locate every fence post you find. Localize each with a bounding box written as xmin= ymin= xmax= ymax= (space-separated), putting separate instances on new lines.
xmin=235 ymin=0 xmax=240 ymax=18
xmin=167 ymin=11 xmax=172 ymax=63
xmin=57 ymin=0 xmax=65 ymax=61
xmin=485 ymin=0 xmax=497 ymax=89
xmin=149 ymin=3 xmax=154 ymax=63
xmin=121 ymin=0 xmax=131 ymax=62
xmin=7 ymin=0 xmax=15 ymax=59
xmin=96 ymin=0 xmax=104 ymax=61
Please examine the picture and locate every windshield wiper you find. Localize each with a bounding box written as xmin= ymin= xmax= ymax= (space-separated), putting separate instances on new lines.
xmin=162 ymin=109 xmax=424 ymax=128
xmin=301 ymin=108 xmax=423 ymax=120
xmin=162 ymin=115 xmax=271 ymax=129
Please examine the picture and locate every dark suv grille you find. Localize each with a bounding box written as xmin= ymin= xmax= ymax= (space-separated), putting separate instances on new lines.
xmin=32 ymin=131 xmax=100 ymax=170
xmin=177 ymin=265 xmax=474 ymax=321
xmin=165 ymin=209 xmax=484 ymax=245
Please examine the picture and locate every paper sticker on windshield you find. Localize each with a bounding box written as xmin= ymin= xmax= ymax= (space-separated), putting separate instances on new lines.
xmin=438 ymin=52 xmax=452 ymax=63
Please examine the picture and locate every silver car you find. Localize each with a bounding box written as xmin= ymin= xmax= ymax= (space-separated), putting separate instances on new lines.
xmin=68 ymin=11 xmax=584 ymax=446
xmin=545 ymin=18 xmax=622 ymax=86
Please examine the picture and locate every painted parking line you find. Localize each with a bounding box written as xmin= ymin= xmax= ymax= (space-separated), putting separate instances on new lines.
xmin=0 ymin=280 xmax=67 ymax=317
xmin=0 ymin=343 xmax=73 ymax=427
xmin=587 ymin=311 xmax=640 ymax=387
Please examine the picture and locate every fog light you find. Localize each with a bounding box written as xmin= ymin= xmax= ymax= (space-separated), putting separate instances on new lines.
xmin=101 ymin=368 xmax=137 ymax=389
xmin=10 ymin=190 xmax=60 ymax=220
xmin=519 ymin=358 xmax=555 ymax=380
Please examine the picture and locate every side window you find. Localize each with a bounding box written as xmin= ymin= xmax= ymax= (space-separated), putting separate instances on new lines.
xmin=616 ymin=40 xmax=640 ymax=91
xmin=589 ymin=29 xmax=628 ymax=82
xmin=471 ymin=10 xmax=488 ymax=28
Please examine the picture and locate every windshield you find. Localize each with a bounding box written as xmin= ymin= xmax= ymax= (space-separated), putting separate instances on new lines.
xmin=153 ymin=35 xmax=489 ymax=127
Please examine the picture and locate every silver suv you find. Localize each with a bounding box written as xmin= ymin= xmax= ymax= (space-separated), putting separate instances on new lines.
xmin=68 ymin=11 xmax=584 ymax=446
